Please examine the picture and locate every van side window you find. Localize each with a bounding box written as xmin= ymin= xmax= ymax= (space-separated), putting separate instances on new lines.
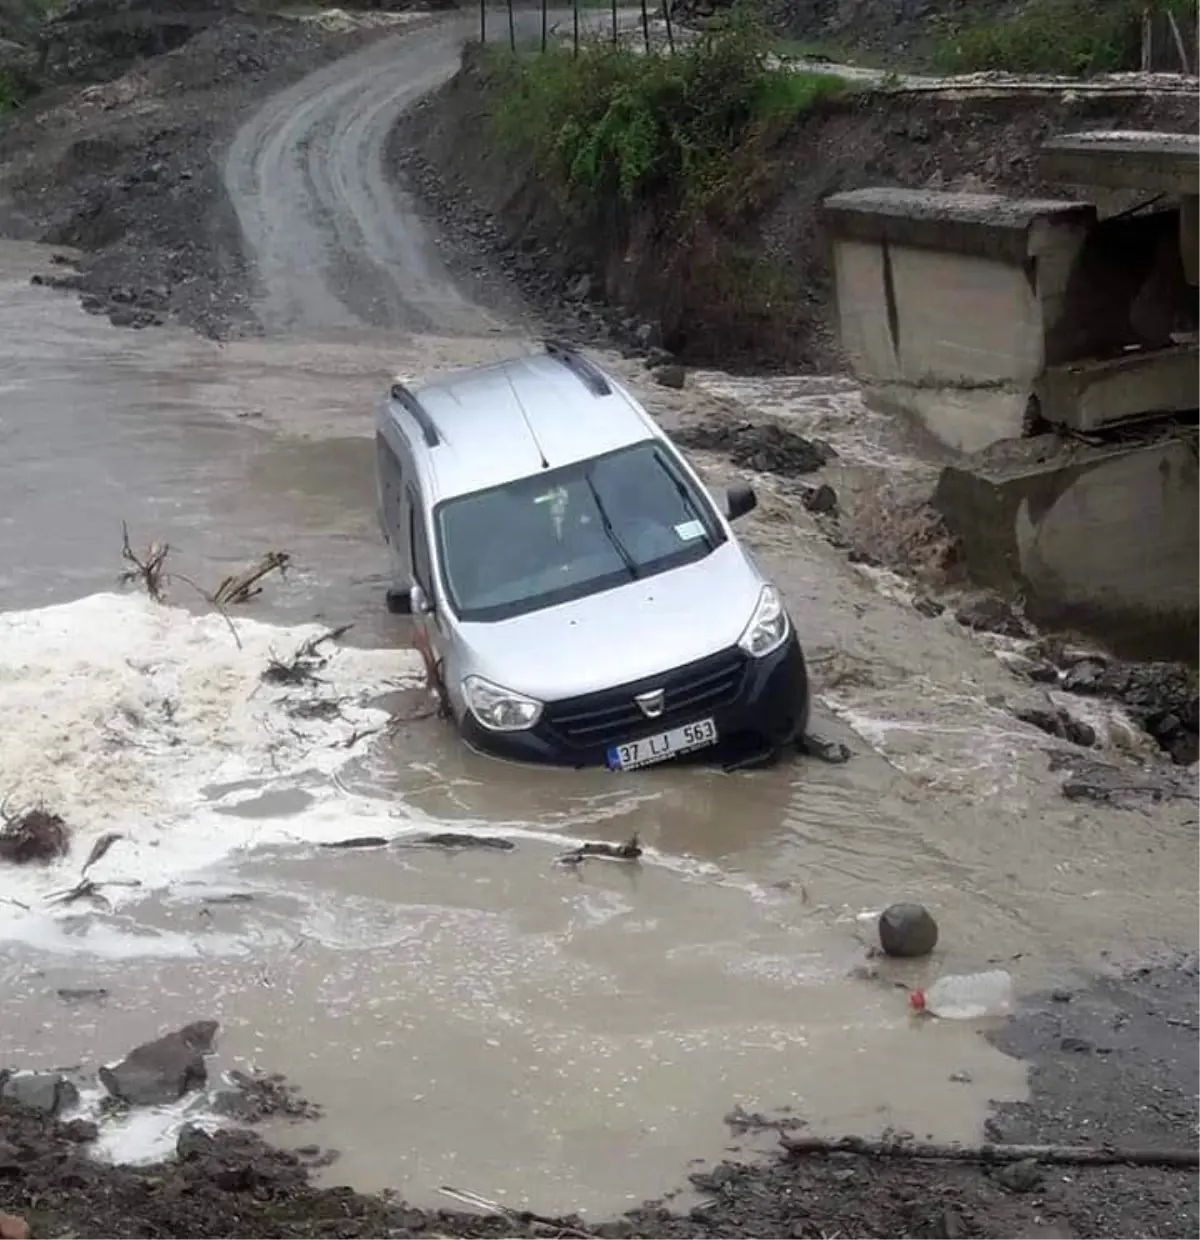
xmin=409 ymin=491 xmax=432 ymax=595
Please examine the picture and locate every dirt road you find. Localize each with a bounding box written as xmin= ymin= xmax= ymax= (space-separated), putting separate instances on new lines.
xmin=223 ymin=8 xmax=634 ymax=336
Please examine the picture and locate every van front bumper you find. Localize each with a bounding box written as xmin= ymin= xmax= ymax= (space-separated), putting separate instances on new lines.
xmin=460 ymin=634 xmax=810 ymax=769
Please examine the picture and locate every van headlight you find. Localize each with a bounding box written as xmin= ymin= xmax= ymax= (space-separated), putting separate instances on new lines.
xmin=737 ymin=586 xmax=790 ymax=658
xmin=462 ymin=675 xmax=544 ymax=732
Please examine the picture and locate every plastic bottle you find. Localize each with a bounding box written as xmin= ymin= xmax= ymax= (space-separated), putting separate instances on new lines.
xmin=909 ymin=969 xmax=1015 ymax=1020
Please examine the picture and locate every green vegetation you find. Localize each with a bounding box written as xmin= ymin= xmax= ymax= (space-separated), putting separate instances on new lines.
xmin=0 ymin=69 xmax=22 ymax=115
xmin=932 ymin=0 xmax=1198 ymax=77
xmin=487 ymin=20 xmax=844 ymax=219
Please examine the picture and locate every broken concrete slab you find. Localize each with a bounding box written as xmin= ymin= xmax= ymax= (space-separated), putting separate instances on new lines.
xmin=934 ymin=432 xmax=1199 ymax=662
xmin=1039 ymin=131 xmax=1199 ymax=198
xmin=1040 ymin=131 xmax=1200 ymax=287
xmin=823 ymin=188 xmax=1096 ymax=452
xmin=821 ymin=188 xmax=1096 ymax=265
xmin=1036 ymin=342 xmax=1199 ymax=432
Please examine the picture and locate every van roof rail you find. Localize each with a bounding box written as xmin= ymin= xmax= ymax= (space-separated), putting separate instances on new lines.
xmin=390 ymin=382 xmax=440 ymax=447
xmin=543 ymin=339 xmax=612 ymax=398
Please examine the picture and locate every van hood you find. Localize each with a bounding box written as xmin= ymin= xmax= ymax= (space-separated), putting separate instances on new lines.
xmin=457 ymin=542 xmax=770 ymax=702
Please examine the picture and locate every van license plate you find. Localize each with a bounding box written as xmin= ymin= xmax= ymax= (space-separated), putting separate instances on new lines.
xmin=606 ymin=718 xmax=719 ymax=771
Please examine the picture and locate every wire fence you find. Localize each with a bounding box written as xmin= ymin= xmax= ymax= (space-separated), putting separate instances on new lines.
xmin=479 ymin=0 xmax=676 ymax=54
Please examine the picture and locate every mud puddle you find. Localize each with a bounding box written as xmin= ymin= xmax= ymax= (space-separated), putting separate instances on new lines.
xmin=1 ymin=840 xmax=1031 ymax=1215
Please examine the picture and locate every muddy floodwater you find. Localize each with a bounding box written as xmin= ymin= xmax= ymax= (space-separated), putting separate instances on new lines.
xmin=1 ymin=234 xmax=1196 ymax=1217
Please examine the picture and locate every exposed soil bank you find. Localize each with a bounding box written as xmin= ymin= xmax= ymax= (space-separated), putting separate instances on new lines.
xmin=392 ymin=45 xmax=1197 ymax=372
xmin=2 ymin=957 xmax=1195 ymax=1238
xmin=0 ymin=7 xmax=414 ymax=337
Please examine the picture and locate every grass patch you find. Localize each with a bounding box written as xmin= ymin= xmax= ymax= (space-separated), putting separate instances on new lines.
xmin=932 ymin=0 xmax=1197 ymax=76
xmin=0 ymin=69 xmax=23 ymax=115
xmin=488 ymin=19 xmax=844 ymax=217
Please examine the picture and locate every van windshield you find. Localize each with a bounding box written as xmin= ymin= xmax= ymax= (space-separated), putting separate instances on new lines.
xmin=433 ymin=440 xmax=726 ymax=622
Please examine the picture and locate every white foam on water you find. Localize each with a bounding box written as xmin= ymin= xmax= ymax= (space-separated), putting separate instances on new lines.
xmin=0 ymin=593 xmax=784 ymax=957
xmin=0 ymin=591 xmax=423 ymax=938
xmin=61 ymin=1080 xmax=233 ymax=1167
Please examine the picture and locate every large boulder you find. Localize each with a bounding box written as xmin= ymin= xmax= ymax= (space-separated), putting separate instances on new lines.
xmin=99 ymin=1020 xmax=218 ymax=1106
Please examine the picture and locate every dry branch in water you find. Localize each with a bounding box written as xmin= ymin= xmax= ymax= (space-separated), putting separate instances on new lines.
xmin=119 ymin=522 xmax=170 ymax=601
xmin=780 ymin=1133 xmax=1200 ymax=1169
xmin=262 ymin=624 xmax=354 ymax=685
xmin=0 ymin=803 xmax=70 ymax=865
xmin=212 ymin=551 xmax=291 ymax=606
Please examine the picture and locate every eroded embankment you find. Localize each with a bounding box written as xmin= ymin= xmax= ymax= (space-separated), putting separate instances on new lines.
xmin=392 ymin=42 xmax=1198 ymax=371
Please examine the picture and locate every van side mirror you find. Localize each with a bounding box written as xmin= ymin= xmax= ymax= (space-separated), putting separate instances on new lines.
xmin=386 ymin=587 xmax=413 ymax=615
xmin=385 ymin=584 xmax=432 ymax=616
xmin=725 ymin=483 xmax=758 ymax=522
xmin=409 ymin=583 xmax=432 ymax=616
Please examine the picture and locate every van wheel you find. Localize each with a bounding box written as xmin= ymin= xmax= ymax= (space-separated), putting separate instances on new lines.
xmin=385 ymin=587 xmax=410 ymax=615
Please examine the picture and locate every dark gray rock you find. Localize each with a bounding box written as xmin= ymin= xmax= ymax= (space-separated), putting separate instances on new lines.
xmin=878 ymin=902 xmax=939 ymax=959
xmin=1014 ymin=705 xmax=1096 ymax=748
xmin=99 ymin=1020 xmax=218 ymax=1106
xmin=802 ymin=483 xmax=838 ymax=514
xmin=913 ymin=594 xmax=945 ymax=618
xmin=954 ymin=595 xmax=1035 ymax=640
xmin=993 ymin=1158 xmax=1043 ymax=1193
xmin=0 ymin=1071 xmax=80 ymax=1117
xmin=652 ymin=363 xmax=686 ymax=390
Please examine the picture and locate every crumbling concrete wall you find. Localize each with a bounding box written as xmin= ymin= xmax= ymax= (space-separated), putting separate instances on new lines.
xmin=823 ymin=188 xmax=1097 ymax=452
xmin=935 ymin=433 xmax=1200 ymax=661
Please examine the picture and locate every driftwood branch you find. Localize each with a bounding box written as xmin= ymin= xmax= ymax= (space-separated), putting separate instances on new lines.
xmin=119 ymin=522 xmax=170 ymax=602
xmin=263 ymin=625 xmax=353 ymax=685
xmin=212 ymin=551 xmax=291 ymax=606
xmin=780 ymin=1133 xmax=1199 ymax=1170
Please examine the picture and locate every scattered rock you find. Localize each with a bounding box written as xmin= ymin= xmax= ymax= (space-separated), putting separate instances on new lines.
xmin=1047 ymin=749 xmax=1192 ymax=808
xmin=802 ymin=483 xmax=838 ymax=514
xmin=652 ymin=363 xmax=686 ymax=390
xmin=878 ymin=903 xmax=939 ymax=959
xmin=59 ymin=1119 xmax=99 ymax=1143
xmin=1025 ymin=641 xmax=1198 ymax=765
xmin=567 ymin=273 xmax=593 ymax=300
xmin=954 ymin=595 xmax=1034 ymax=640
xmin=0 ymin=1072 xmax=79 ymax=1118
xmin=1014 ymin=705 xmax=1096 ymax=748
xmin=912 ymin=594 xmax=945 ymax=618
xmin=99 ymin=1020 xmax=218 ymax=1106
xmin=672 ymin=419 xmax=835 ymax=478
xmin=55 ymin=987 xmax=109 ymax=1005
xmin=0 ymin=807 xmax=70 ymax=865
xmin=319 ymin=836 xmax=389 ymax=850
xmin=1051 ymin=988 xmax=1073 ymax=1003
xmin=799 ymin=733 xmax=852 ymax=764
xmin=211 ymin=1069 xmax=323 ymax=1124
xmin=1060 ymin=1036 xmax=1093 ymax=1053
xmin=948 ymin=1070 xmax=973 ymax=1084
xmin=992 ymin=1158 xmax=1043 ymax=1194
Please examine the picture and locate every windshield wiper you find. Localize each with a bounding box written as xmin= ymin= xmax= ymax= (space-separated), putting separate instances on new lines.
xmin=583 ymin=473 xmax=640 ymax=580
xmin=655 ymin=453 xmax=714 ymax=548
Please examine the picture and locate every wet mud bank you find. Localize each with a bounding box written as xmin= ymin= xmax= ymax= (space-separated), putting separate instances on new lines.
xmin=2 ymin=957 xmax=1195 ymax=1239
xmin=391 ymin=45 xmax=1197 ymax=372
xmin=0 ymin=7 xmax=412 ymax=338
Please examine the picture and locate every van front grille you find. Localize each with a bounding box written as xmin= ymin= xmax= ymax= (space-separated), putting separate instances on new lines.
xmin=541 ymin=648 xmax=747 ymax=749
